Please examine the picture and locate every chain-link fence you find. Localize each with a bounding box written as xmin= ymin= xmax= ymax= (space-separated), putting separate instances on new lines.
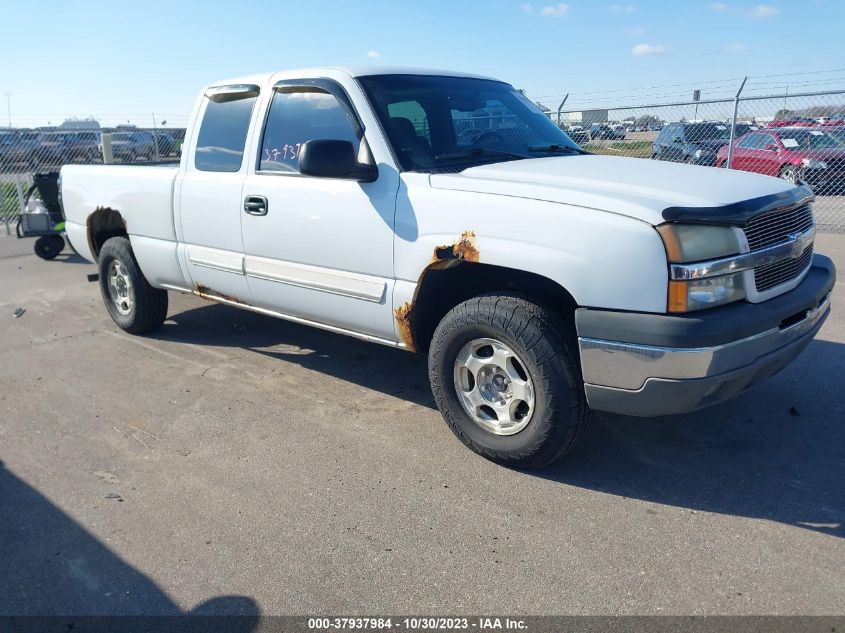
xmin=542 ymin=79 xmax=845 ymax=232
xmin=1 ymin=115 xmax=187 ymax=233
xmin=3 ymin=75 xmax=845 ymax=234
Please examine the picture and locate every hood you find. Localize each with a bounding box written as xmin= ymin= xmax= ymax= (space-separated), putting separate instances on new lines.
xmin=429 ymin=155 xmax=797 ymax=226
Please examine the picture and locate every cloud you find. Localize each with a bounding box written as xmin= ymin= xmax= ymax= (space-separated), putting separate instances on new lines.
xmin=610 ymin=3 xmax=637 ymax=13
xmin=626 ymin=26 xmax=646 ymax=36
xmin=747 ymin=4 xmax=779 ymax=17
xmin=724 ymin=43 xmax=748 ymax=52
xmin=631 ymin=43 xmax=666 ymax=56
xmin=540 ymin=3 xmax=570 ymax=15
xmin=367 ymin=50 xmax=380 ymax=59
xmin=521 ymin=2 xmax=534 ymax=11
xmin=708 ymin=2 xmax=729 ymax=11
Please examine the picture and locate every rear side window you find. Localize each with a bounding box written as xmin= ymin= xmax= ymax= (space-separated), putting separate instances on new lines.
xmin=259 ymin=86 xmax=361 ymax=173
xmin=195 ymin=94 xmax=257 ymax=172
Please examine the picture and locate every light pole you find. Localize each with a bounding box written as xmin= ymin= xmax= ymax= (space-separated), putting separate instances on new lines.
xmin=3 ymin=92 xmax=10 ymax=128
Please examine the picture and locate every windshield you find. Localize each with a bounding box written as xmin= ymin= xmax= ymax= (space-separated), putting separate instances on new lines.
xmin=684 ymin=123 xmax=731 ymax=142
xmin=778 ymin=129 xmax=845 ymax=150
xmin=358 ymin=74 xmax=581 ymax=171
xmin=112 ymin=133 xmax=132 ymax=141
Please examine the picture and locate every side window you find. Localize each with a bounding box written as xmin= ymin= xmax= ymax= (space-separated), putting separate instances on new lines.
xmin=195 ymin=95 xmax=257 ymax=172
xmin=387 ymin=100 xmax=430 ymax=144
xmin=259 ymin=87 xmax=361 ymax=173
xmin=674 ymin=126 xmax=685 ymax=142
xmin=738 ymin=133 xmax=764 ymax=149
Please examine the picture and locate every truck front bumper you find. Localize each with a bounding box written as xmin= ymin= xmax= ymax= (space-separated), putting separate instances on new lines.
xmin=576 ymin=255 xmax=836 ymax=417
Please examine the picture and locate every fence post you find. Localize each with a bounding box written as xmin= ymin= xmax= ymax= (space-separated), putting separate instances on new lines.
xmin=556 ymin=94 xmax=569 ymax=127
xmin=726 ymin=76 xmax=747 ymax=170
xmin=151 ymin=112 xmax=161 ymax=160
xmin=101 ymin=132 xmax=114 ymax=164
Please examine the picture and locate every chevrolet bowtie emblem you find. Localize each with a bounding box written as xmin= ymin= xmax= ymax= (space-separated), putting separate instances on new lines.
xmin=787 ymin=231 xmax=810 ymax=259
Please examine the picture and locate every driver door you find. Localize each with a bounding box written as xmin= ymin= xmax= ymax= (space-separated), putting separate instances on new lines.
xmin=240 ymin=79 xmax=399 ymax=340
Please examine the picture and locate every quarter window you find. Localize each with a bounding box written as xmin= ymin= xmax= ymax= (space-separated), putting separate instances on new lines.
xmin=195 ymin=95 xmax=257 ymax=172
xmin=259 ymin=87 xmax=361 ymax=173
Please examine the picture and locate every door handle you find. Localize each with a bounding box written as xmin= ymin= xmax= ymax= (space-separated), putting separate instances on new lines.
xmin=244 ymin=195 xmax=268 ymax=216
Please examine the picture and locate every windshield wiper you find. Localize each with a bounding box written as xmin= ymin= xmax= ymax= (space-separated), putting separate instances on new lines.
xmin=527 ymin=144 xmax=584 ymax=154
xmin=435 ymin=148 xmax=528 ymax=161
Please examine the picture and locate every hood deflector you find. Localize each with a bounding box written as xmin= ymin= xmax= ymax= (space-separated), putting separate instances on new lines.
xmin=662 ymin=184 xmax=814 ymax=225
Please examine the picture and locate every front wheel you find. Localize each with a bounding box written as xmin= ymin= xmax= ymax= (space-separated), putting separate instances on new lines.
xmin=428 ymin=294 xmax=590 ymax=469
xmin=98 ymin=236 xmax=168 ymax=334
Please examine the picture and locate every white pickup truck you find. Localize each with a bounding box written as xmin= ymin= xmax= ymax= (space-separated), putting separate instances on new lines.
xmin=61 ymin=67 xmax=836 ymax=467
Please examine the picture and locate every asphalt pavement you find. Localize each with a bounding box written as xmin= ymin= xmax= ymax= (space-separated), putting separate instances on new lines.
xmin=1 ymin=232 xmax=843 ymax=616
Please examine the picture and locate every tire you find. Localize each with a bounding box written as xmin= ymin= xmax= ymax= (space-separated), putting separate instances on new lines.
xmin=34 ymin=234 xmax=64 ymax=260
xmin=780 ymin=164 xmax=799 ymax=184
xmin=428 ymin=294 xmax=590 ymax=469
xmin=684 ymin=155 xmax=695 ymax=164
xmin=97 ymin=236 xmax=168 ymax=334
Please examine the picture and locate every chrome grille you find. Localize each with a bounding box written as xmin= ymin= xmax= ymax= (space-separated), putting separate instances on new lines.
xmin=743 ymin=203 xmax=814 ymax=250
xmin=754 ymin=245 xmax=814 ymax=292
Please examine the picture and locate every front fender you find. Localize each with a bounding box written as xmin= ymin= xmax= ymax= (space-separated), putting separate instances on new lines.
xmin=393 ymin=183 xmax=669 ymax=315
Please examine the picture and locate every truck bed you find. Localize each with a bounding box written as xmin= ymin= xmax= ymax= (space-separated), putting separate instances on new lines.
xmin=61 ymin=163 xmax=179 ymax=264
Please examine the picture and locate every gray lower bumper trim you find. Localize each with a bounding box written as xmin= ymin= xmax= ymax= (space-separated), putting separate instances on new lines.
xmin=581 ymin=300 xmax=829 ymax=417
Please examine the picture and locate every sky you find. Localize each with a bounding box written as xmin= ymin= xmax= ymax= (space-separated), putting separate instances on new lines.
xmin=1 ymin=0 xmax=844 ymax=127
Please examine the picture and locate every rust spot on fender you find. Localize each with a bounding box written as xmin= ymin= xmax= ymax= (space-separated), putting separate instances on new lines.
xmin=396 ymin=231 xmax=479 ymax=352
xmin=432 ymin=230 xmax=479 ymax=264
xmin=195 ymin=284 xmax=251 ymax=306
xmin=394 ymin=301 xmax=416 ymax=352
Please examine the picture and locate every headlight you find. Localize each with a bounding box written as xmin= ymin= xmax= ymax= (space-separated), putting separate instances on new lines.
xmin=668 ymin=273 xmax=745 ymax=312
xmin=693 ymin=149 xmax=703 ymax=159
xmin=656 ymin=224 xmax=741 ymax=263
xmin=801 ymin=158 xmax=827 ymax=169
xmin=657 ymin=223 xmax=745 ymax=312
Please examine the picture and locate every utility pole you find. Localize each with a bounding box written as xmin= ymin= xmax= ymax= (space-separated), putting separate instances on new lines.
xmin=3 ymin=92 xmax=10 ymax=128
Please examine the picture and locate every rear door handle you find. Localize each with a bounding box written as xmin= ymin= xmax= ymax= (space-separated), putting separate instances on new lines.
xmin=244 ymin=195 xmax=268 ymax=216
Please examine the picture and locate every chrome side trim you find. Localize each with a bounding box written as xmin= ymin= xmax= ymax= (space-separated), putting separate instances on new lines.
xmin=186 ymin=245 xmax=245 ymax=275
xmin=670 ymin=225 xmax=816 ymax=280
xmin=244 ymin=255 xmax=386 ymax=303
xmin=579 ymin=294 xmax=830 ymax=390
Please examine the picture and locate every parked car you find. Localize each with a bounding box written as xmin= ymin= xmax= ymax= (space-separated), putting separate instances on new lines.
xmin=109 ymin=131 xmax=155 ymax=161
xmin=562 ymin=125 xmax=589 ymax=145
xmin=60 ymin=67 xmax=835 ymax=468
xmin=589 ymin=124 xmax=625 ymax=140
xmin=152 ymin=130 xmax=177 ymax=156
xmin=767 ymin=117 xmax=817 ymax=128
xmin=0 ymin=130 xmax=39 ymax=170
xmin=34 ymin=132 xmax=77 ymax=166
xmin=716 ymin=127 xmax=845 ymax=192
xmin=65 ymin=131 xmax=101 ymax=162
xmin=652 ymin=122 xmax=753 ymax=165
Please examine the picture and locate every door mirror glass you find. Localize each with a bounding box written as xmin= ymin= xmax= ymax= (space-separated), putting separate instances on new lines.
xmin=299 ymin=139 xmax=377 ymax=182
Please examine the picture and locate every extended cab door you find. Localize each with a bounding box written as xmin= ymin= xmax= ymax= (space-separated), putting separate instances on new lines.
xmin=240 ymin=76 xmax=400 ymax=340
xmin=176 ymin=85 xmax=261 ymax=302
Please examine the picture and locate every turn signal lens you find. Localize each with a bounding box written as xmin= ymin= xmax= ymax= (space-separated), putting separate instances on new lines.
xmin=668 ymin=281 xmax=688 ymax=313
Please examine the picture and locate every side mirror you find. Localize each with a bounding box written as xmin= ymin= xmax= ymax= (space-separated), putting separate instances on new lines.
xmin=299 ymin=139 xmax=377 ymax=182
xmin=764 ymin=143 xmax=777 ymax=152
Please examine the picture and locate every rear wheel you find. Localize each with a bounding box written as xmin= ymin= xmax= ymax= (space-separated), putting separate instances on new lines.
xmin=34 ymin=234 xmax=64 ymax=260
xmin=97 ymin=236 xmax=167 ymax=334
xmin=428 ymin=294 xmax=590 ymax=469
